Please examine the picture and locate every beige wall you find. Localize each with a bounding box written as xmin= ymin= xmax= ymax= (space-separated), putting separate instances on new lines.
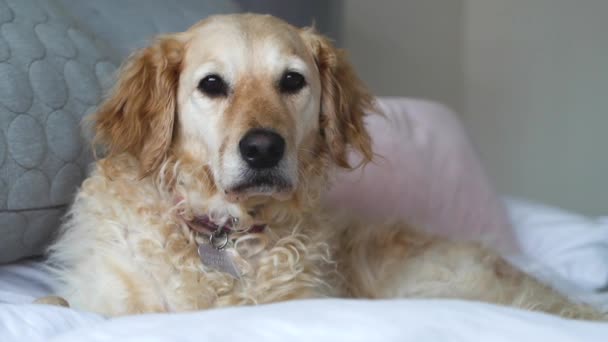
xmin=340 ymin=0 xmax=608 ymax=215
xmin=463 ymin=0 xmax=608 ymax=215
xmin=340 ymin=0 xmax=464 ymax=113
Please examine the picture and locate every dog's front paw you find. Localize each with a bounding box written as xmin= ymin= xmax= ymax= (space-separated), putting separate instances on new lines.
xmin=34 ymin=296 xmax=70 ymax=308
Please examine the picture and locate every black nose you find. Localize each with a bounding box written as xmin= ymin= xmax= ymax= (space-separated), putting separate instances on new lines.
xmin=239 ymin=129 xmax=285 ymax=169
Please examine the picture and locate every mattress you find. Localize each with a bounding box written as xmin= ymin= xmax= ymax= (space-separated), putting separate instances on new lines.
xmin=1 ymin=198 xmax=608 ymax=341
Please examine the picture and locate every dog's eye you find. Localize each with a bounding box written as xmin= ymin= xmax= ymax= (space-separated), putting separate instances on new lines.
xmin=198 ymin=74 xmax=228 ymax=97
xmin=279 ymin=71 xmax=306 ymax=94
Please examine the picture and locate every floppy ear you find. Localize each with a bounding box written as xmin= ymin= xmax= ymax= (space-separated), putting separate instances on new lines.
xmin=301 ymin=29 xmax=374 ymax=169
xmin=93 ymin=34 xmax=184 ymax=176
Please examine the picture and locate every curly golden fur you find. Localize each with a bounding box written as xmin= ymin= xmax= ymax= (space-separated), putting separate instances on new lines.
xmin=47 ymin=14 xmax=603 ymax=320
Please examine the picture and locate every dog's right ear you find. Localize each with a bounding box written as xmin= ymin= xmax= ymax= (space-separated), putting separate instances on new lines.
xmin=93 ymin=34 xmax=184 ymax=176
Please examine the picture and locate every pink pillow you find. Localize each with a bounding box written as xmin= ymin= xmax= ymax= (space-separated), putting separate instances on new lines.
xmin=324 ymin=97 xmax=518 ymax=253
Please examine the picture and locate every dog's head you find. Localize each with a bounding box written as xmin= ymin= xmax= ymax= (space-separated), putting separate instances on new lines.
xmin=94 ymin=14 xmax=373 ymax=216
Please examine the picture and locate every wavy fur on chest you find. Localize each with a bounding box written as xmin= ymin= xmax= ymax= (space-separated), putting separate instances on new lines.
xmin=48 ymin=156 xmax=336 ymax=316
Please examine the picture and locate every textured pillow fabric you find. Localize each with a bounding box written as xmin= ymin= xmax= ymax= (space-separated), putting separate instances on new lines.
xmin=0 ymin=0 xmax=116 ymax=263
xmin=325 ymin=97 xmax=518 ymax=253
xmin=53 ymin=0 xmax=241 ymax=62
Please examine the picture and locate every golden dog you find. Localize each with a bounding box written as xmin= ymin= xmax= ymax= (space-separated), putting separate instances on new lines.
xmin=47 ymin=14 xmax=602 ymax=319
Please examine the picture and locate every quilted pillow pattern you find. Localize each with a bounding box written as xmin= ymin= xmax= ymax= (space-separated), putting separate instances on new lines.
xmin=0 ymin=0 xmax=116 ymax=263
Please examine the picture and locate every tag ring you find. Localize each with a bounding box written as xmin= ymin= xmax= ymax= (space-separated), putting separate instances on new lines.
xmin=210 ymin=230 xmax=229 ymax=250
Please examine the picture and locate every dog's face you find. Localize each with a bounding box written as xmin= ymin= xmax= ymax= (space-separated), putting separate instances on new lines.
xmin=177 ymin=16 xmax=322 ymax=201
xmin=94 ymin=14 xmax=373 ymax=213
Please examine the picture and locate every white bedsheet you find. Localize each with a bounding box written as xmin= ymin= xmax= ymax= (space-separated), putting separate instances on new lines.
xmin=2 ymin=198 xmax=608 ymax=341
xmin=4 ymin=299 xmax=608 ymax=342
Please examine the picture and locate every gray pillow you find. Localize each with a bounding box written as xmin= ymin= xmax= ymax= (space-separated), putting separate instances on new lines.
xmin=0 ymin=0 xmax=116 ymax=263
xmin=54 ymin=0 xmax=242 ymax=61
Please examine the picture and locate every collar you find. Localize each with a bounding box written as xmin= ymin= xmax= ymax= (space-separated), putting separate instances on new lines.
xmin=184 ymin=214 xmax=267 ymax=236
xmin=174 ymin=196 xmax=267 ymax=238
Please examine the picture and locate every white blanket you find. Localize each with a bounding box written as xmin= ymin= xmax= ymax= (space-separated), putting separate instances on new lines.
xmin=5 ymin=299 xmax=608 ymax=342
xmin=2 ymin=199 xmax=608 ymax=341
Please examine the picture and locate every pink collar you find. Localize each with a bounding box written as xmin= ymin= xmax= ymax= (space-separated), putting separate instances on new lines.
xmin=174 ymin=196 xmax=266 ymax=237
xmin=185 ymin=215 xmax=267 ymax=236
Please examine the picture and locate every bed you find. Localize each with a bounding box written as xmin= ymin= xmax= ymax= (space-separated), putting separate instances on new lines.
xmin=2 ymin=199 xmax=608 ymax=341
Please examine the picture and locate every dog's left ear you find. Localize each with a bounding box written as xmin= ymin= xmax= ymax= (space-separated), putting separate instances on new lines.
xmin=301 ymin=29 xmax=374 ymax=169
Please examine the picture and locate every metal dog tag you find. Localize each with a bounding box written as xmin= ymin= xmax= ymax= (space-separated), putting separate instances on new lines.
xmin=198 ymin=243 xmax=241 ymax=279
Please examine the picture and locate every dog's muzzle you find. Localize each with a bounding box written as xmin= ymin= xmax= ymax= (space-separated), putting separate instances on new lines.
xmin=226 ymin=128 xmax=293 ymax=201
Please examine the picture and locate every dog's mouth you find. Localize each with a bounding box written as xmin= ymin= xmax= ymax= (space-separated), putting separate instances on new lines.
xmin=225 ymin=171 xmax=293 ymax=202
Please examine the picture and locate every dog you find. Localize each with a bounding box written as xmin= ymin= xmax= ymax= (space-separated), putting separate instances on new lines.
xmin=46 ymin=13 xmax=602 ymax=319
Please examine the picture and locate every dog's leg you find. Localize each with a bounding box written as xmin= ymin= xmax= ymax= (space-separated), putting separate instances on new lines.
xmin=34 ymin=296 xmax=70 ymax=307
xmin=338 ymin=222 xmax=605 ymax=320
